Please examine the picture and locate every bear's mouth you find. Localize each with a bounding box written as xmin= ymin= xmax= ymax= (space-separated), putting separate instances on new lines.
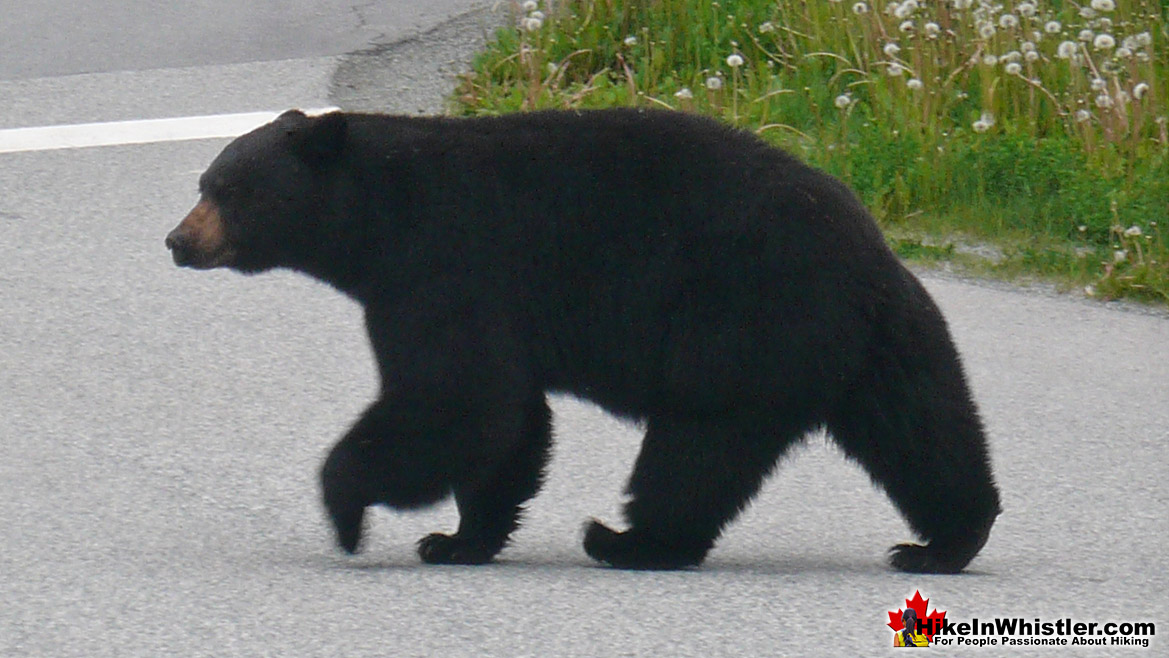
xmin=168 ymin=243 xmax=236 ymax=269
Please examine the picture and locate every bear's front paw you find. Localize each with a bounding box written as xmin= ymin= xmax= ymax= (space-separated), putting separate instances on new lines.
xmin=322 ymin=489 xmax=365 ymax=554
xmin=888 ymin=542 xmax=966 ymax=574
xmin=417 ymin=533 xmax=497 ymax=565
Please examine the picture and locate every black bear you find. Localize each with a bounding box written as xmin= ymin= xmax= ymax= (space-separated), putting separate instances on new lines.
xmin=166 ymin=108 xmax=1000 ymax=572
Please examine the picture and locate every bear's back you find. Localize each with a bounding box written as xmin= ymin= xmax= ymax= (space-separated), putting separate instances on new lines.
xmin=343 ymin=109 xmax=905 ymax=416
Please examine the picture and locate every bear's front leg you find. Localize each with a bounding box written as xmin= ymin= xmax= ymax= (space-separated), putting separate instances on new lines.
xmin=320 ymin=392 xmax=551 ymax=564
xmin=319 ymin=399 xmax=457 ymax=555
xmin=338 ymin=296 xmax=547 ymax=564
xmin=416 ymin=395 xmax=552 ymax=565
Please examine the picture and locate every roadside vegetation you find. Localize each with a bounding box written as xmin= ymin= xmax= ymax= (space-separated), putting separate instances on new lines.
xmin=453 ymin=0 xmax=1169 ymax=302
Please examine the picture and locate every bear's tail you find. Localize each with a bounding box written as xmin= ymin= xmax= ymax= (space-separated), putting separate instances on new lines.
xmin=827 ymin=271 xmax=1001 ymax=573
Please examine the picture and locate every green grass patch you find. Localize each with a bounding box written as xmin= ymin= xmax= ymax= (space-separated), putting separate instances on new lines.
xmin=453 ymin=0 xmax=1169 ymax=303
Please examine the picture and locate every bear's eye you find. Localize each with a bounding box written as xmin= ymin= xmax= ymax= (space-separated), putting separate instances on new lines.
xmin=208 ymin=182 xmax=242 ymax=202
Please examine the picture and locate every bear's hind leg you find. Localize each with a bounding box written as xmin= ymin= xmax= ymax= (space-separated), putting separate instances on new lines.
xmin=828 ymin=357 xmax=1001 ymax=574
xmin=584 ymin=413 xmax=800 ymax=570
xmin=418 ymin=397 xmax=553 ymax=565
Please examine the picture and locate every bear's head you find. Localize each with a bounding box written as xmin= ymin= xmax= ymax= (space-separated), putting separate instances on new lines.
xmin=165 ymin=109 xmax=349 ymax=275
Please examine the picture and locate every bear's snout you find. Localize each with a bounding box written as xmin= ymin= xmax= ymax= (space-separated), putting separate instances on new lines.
xmin=165 ymin=228 xmax=198 ymax=267
xmin=166 ymin=199 xmax=231 ymax=269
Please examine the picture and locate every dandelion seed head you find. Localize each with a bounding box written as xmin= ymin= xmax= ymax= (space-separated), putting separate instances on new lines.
xmin=924 ymin=22 xmax=940 ymax=37
xmin=972 ymin=119 xmax=990 ymax=132
xmin=979 ymin=23 xmax=997 ymax=39
xmin=886 ymin=2 xmax=900 ymax=15
xmin=758 ymin=21 xmax=775 ymax=33
xmin=1133 ymin=82 xmax=1149 ymax=100
xmin=674 ymin=87 xmax=694 ymax=100
xmin=1135 ymin=32 xmax=1152 ymax=47
xmin=907 ymin=77 xmax=923 ymax=90
xmin=522 ymin=0 xmax=538 ymax=11
xmin=853 ymin=2 xmax=870 ymax=13
xmin=1045 ymin=20 xmax=1062 ymax=34
xmin=1078 ymin=29 xmax=1094 ymax=42
xmin=1017 ymin=2 xmax=1037 ymax=18
xmin=1025 ymin=50 xmax=1040 ymax=62
xmin=1113 ymin=250 xmax=1127 ymax=263
xmin=952 ymin=0 xmax=973 ymax=9
xmin=1116 ymin=46 xmax=1132 ymax=58
xmin=884 ymin=42 xmax=901 ymax=57
xmin=1005 ymin=62 xmax=1023 ymax=74
xmin=1124 ymin=226 xmax=1143 ymax=237
xmin=726 ymin=53 xmax=744 ymax=67
xmin=1057 ymin=41 xmax=1078 ymax=58
xmin=834 ymin=93 xmax=852 ymax=109
xmin=1090 ymin=77 xmax=1107 ymax=91
xmin=1021 ymin=41 xmax=1036 ymax=53
xmin=705 ymin=76 xmax=723 ymax=90
xmin=1090 ymin=0 xmax=1115 ymax=12
xmin=1004 ymin=50 xmax=1022 ymax=62
xmin=1096 ymin=93 xmax=1114 ymax=108
xmin=1096 ymin=17 xmax=1112 ymax=30
xmin=886 ymin=62 xmax=905 ymax=76
xmin=530 ymin=10 xmax=545 ymax=21
xmin=1093 ymin=33 xmax=1115 ymax=50
xmin=1075 ymin=109 xmax=1092 ymax=122
xmin=983 ymin=54 xmax=999 ymax=66
xmin=894 ymin=3 xmax=914 ymax=19
xmin=624 ymin=35 xmax=638 ymax=46
xmin=900 ymin=19 xmax=915 ymax=32
xmin=521 ymin=16 xmax=543 ymax=31
xmin=1000 ymin=14 xmax=1019 ymax=29
xmin=1136 ymin=52 xmax=1150 ymax=62
xmin=1079 ymin=6 xmax=1096 ymax=19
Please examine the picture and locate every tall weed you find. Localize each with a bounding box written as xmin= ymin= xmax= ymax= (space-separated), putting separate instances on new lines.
xmin=456 ymin=0 xmax=1168 ymax=301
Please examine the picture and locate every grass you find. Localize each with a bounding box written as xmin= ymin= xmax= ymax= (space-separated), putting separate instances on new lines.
xmin=453 ymin=0 xmax=1169 ymax=303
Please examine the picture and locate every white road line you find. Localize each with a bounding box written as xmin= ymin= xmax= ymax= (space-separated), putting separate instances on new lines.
xmin=0 ymin=107 xmax=339 ymax=154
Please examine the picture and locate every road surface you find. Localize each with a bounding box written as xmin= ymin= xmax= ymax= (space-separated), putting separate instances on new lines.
xmin=0 ymin=1 xmax=1165 ymax=655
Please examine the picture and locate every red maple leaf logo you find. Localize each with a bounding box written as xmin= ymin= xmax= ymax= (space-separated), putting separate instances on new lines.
xmin=888 ymin=590 xmax=947 ymax=641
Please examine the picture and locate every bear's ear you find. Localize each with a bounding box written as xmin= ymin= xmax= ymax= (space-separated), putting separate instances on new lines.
xmin=286 ymin=111 xmax=348 ymax=164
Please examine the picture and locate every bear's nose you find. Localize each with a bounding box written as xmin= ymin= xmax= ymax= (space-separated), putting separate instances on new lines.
xmin=165 ymin=229 xmax=186 ymax=251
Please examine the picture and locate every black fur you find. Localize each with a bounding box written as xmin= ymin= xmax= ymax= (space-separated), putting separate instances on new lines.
xmin=168 ymin=108 xmax=1000 ymax=572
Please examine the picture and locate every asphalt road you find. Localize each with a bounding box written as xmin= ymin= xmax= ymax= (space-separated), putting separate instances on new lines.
xmin=1 ymin=2 xmax=1166 ymax=656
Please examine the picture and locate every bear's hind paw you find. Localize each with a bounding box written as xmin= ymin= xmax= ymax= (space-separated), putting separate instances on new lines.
xmin=583 ymin=520 xmax=706 ymax=570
